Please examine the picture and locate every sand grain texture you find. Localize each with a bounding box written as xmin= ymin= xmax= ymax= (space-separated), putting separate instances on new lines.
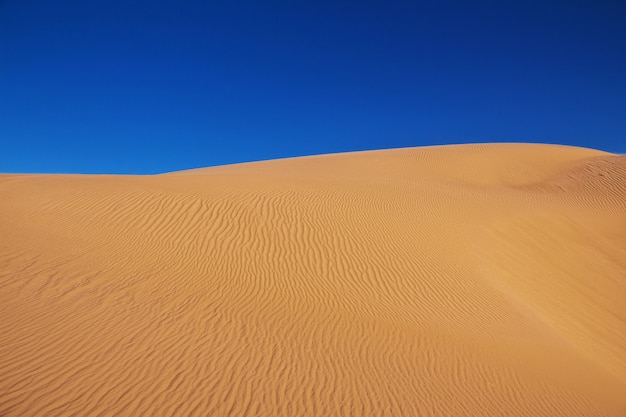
xmin=1 ymin=143 xmax=625 ymax=416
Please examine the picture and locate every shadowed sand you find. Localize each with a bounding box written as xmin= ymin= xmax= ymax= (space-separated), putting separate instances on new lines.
xmin=1 ymin=143 xmax=625 ymax=416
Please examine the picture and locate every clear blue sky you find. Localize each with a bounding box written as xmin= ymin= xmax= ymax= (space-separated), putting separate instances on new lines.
xmin=1 ymin=0 xmax=625 ymax=174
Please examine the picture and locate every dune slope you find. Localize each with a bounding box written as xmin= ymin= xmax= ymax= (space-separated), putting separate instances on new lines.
xmin=1 ymin=143 xmax=625 ymax=416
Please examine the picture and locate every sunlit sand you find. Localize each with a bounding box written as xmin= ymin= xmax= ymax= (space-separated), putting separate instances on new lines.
xmin=1 ymin=143 xmax=625 ymax=416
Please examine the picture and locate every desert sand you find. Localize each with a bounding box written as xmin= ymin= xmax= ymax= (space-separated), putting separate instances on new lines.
xmin=1 ymin=143 xmax=625 ymax=416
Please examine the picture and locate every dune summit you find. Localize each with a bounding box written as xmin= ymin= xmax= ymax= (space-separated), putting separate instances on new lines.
xmin=1 ymin=143 xmax=625 ymax=416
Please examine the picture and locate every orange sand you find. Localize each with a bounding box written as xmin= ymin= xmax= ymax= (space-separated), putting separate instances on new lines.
xmin=1 ymin=143 xmax=625 ymax=416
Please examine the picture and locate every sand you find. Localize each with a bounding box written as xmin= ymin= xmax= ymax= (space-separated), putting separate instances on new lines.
xmin=1 ymin=143 xmax=625 ymax=416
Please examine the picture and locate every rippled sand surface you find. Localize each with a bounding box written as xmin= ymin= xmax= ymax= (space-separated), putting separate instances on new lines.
xmin=1 ymin=143 xmax=625 ymax=416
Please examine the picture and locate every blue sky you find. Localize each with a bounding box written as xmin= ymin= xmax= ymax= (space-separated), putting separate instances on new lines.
xmin=1 ymin=0 xmax=625 ymax=174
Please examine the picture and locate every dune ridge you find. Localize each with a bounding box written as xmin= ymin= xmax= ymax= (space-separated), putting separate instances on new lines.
xmin=1 ymin=143 xmax=625 ymax=416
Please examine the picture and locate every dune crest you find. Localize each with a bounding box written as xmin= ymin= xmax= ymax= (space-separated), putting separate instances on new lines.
xmin=1 ymin=143 xmax=625 ymax=416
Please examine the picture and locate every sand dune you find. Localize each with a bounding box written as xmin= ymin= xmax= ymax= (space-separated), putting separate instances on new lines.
xmin=1 ymin=143 xmax=625 ymax=416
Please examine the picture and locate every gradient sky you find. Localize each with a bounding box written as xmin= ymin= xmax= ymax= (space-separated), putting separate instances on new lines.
xmin=1 ymin=0 xmax=625 ymax=174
